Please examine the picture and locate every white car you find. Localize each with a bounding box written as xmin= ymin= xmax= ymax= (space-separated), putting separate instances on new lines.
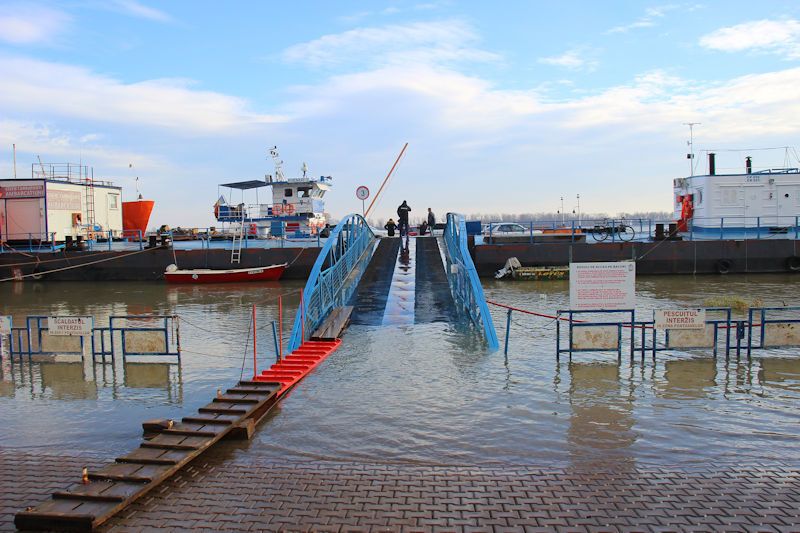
xmin=483 ymin=223 xmax=541 ymax=236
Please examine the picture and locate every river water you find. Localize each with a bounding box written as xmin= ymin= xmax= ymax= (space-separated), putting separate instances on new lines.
xmin=1 ymin=274 xmax=800 ymax=469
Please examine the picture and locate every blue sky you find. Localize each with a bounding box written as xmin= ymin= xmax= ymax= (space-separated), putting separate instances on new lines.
xmin=2 ymin=1 xmax=800 ymax=225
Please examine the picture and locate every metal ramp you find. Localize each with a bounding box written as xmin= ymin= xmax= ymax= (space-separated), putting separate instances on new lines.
xmin=287 ymin=212 xmax=498 ymax=352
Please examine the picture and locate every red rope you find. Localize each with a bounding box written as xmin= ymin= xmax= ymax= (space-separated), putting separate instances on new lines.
xmin=486 ymin=299 xmax=759 ymax=331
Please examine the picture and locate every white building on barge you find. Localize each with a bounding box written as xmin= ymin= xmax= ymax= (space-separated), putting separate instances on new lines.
xmin=0 ymin=163 xmax=122 ymax=243
xmin=674 ymin=153 xmax=800 ymax=234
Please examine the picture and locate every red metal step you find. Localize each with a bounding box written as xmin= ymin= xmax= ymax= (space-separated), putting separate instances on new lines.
xmin=253 ymin=339 xmax=341 ymax=392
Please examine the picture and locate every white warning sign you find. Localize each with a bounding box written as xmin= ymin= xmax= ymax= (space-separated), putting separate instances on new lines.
xmin=654 ymin=309 xmax=706 ymax=331
xmin=569 ymin=262 xmax=636 ymax=310
xmin=48 ymin=316 xmax=93 ymax=336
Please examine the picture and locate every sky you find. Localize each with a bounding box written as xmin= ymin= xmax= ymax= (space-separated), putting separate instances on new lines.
xmin=2 ymin=1 xmax=800 ymax=226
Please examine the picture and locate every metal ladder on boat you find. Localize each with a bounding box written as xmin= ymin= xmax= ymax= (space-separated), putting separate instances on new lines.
xmin=230 ymin=210 xmax=245 ymax=264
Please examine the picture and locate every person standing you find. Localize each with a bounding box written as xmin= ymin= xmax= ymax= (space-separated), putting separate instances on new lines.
xmin=384 ymin=218 xmax=397 ymax=237
xmin=427 ymin=208 xmax=436 ymax=235
xmin=397 ymin=200 xmax=411 ymax=237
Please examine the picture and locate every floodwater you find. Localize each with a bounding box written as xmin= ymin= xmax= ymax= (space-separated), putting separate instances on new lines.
xmin=2 ymin=274 xmax=800 ymax=469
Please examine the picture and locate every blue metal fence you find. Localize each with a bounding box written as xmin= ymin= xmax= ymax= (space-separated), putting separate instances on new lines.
xmin=287 ymin=213 xmax=375 ymax=351
xmin=4 ymin=314 xmax=180 ymax=362
xmin=443 ymin=213 xmax=499 ymax=351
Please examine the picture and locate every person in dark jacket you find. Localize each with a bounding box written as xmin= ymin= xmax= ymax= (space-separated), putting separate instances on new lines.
xmin=384 ymin=218 xmax=397 ymax=237
xmin=427 ymin=208 xmax=436 ymax=235
xmin=397 ymin=200 xmax=411 ymax=236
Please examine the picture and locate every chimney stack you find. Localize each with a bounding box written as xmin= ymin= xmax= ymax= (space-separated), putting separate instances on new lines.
xmin=745 ymin=156 xmax=752 ymax=174
xmin=708 ymin=152 xmax=716 ymax=175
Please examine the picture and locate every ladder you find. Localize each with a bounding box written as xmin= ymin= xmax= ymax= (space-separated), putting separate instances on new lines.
xmin=230 ymin=210 xmax=245 ymax=264
xmin=84 ymin=175 xmax=96 ymax=236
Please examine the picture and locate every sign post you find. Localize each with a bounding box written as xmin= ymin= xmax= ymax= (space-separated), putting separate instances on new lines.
xmin=355 ymin=186 xmax=370 ymax=217
xmin=569 ymin=262 xmax=636 ymax=310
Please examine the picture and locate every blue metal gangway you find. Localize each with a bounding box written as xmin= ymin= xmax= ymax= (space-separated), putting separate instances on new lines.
xmin=286 ymin=212 xmax=499 ymax=351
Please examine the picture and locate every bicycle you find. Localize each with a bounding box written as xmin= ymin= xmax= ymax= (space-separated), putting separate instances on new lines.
xmin=591 ymin=220 xmax=635 ymax=242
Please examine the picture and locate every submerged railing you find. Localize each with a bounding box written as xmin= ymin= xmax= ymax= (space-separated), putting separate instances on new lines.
xmin=287 ymin=213 xmax=375 ymax=351
xmin=443 ymin=213 xmax=499 ymax=350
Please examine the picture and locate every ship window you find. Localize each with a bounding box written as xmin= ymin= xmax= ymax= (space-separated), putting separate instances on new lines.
xmin=720 ymin=188 xmax=741 ymax=206
xmin=284 ymin=188 xmax=293 ymax=197
xmin=696 ymin=189 xmax=703 ymax=206
xmin=109 ymin=194 xmax=119 ymax=209
xmin=298 ymin=187 xmax=311 ymax=198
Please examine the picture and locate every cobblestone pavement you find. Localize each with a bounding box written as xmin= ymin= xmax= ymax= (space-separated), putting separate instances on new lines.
xmin=3 ymin=448 xmax=800 ymax=532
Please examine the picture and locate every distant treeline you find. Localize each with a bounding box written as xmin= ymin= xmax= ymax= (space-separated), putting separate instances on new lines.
xmin=363 ymin=211 xmax=674 ymax=228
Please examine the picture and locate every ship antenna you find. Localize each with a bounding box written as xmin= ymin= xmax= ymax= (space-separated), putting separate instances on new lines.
xmin=683 ymin=122 xmax=700 ymax=176
xmin=268 ymin=146 xmax=285 ymax=181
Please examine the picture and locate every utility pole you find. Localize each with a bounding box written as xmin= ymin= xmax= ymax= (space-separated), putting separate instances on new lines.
xmin=560 ymin=196 xmax=565 ymax=225
xmin=683 ymin=122 xmax=700 ymax=176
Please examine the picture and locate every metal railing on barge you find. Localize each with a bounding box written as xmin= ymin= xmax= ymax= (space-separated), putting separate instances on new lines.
xmin=482 ymin=215 xmax=800 ymax=244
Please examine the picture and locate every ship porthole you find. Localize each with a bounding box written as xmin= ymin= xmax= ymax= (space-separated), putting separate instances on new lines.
xmin=786 ymin=256 xmax=800 ymax=272
xmin=716 ymin=259 xmax=732 ymax=274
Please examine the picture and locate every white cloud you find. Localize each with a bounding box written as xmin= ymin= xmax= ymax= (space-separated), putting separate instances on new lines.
xmin=282 ymin=20 xmax=500 ymax=69
xmin=607 ymin=4 xmax=678 ymax=34
xmin=699 ymin=19 xmax=800 ymax=60
xmin=0 ymin=55 xmax=286 ymax=133
xmin=538 ymin=49 xmax=598 ymax=71
xmin=109 ymin=0 xmax=171 ymax=22
xmin=0 ymin=119 xmax=163 ymax=176
xmin=0 ymin=4 xmax=71 ymax=45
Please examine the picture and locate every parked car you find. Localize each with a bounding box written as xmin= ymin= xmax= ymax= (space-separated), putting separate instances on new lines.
xmin=483 ymin=223 xmax=541 ymax=236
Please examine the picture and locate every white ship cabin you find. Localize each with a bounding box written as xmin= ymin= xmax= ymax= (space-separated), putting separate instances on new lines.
xmin=0 ymin=162 xmax=122 ymax=242
xmin=214 ymin=175 xmax=332 ymax=236
xmin=674 ymin=153 xmax=800 ymax=231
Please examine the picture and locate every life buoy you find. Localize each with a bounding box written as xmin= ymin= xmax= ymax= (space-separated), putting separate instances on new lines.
xmin=786 ymin=256 xmax=800 ymax=272
xmin=249 ymin=223 xmax=258 ymax=235
xmin=284 ymin=203 xmax=295 ymax=215
xmin=716 ymin=259 xmax=732 ymax=274
xmin=272 ymin=204 xmax=282 ymax=215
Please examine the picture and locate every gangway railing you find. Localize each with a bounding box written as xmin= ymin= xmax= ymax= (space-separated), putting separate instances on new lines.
xmin=287 ymin=213 xmax=375 ymax=351
xmin=443 ymin=213 xmax=499 ymax=350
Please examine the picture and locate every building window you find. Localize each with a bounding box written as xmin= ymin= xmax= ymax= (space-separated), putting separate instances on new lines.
xmin=109 ymin=194 xmax=119 ymax=209
xmin=284 ymin=188 xmax=293 ymax=197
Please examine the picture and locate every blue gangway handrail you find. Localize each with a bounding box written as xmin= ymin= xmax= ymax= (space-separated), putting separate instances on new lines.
xmin=443 ymin=213 xmax=499 ymax=350
xmin=287 ymin=213 xmax=376 ymax=351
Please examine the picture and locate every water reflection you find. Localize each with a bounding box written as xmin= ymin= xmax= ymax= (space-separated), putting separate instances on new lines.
xmin=759 ymin=357 xmax=800 ymax=394
xmin=567 ymin=362 xmax=636 ymax=469
xmin=657 ymin=359 xmax=717 ymax=400
xmin=40 ymin=362 xmax=98 ymax=400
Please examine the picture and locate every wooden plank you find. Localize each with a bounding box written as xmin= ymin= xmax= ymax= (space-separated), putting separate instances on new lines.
xmin=15 ymin=375 xmax=292 ymax=531
xmin=311 ymin=306 xmax=353 ymax=341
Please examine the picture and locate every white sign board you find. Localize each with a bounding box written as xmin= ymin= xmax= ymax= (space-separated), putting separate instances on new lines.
xmin=48 ymin=316 xmax=93 ymax=336
xmin=569 ymin=262 xmax=635 ymax=310
xmin=654 ymin=309 xmax=706 ymax=331
xmin=0 ymin=316 xmax=11 ymax=335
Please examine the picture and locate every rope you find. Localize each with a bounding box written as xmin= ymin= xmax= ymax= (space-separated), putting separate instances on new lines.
xmin=0 ymin=248 xmax=131 ymax=268
xmin=0 ymin=247 xmax=159 ymax=282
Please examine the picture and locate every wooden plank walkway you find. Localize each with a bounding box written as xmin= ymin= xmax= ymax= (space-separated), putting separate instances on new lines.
xmin=15 ymin=341 xmax=342 ymax=531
